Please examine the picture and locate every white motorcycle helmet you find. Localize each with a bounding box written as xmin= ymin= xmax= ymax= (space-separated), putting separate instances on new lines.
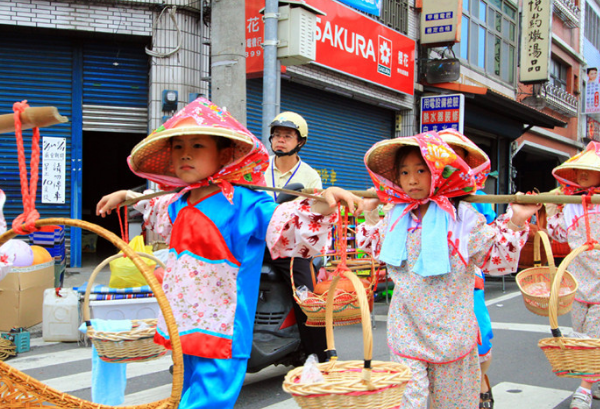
xmin=269 ymin=112 xmax=308 ymax=157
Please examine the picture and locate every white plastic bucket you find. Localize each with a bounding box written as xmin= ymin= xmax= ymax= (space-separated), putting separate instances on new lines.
xmin=43 ymin=288 xmax=81 ymax=342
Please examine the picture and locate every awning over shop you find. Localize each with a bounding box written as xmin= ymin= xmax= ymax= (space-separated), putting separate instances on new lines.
xmin=424 ymin=83 xmax=567 ymax=138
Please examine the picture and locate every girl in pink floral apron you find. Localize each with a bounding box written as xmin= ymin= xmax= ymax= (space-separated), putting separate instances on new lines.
xmin=96 ymin=98 xmax=363 ymax=409
xmin=356 ymin=132 xmax=539 ymax=408
xmin=547 ymin=141 xmax=600 ymax=409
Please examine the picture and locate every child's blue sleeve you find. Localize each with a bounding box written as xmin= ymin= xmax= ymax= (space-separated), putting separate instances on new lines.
xmin=237 ymin=188 xmax=278 ymax=240
xmin=473 ymin=191 xmax=496 ymax=223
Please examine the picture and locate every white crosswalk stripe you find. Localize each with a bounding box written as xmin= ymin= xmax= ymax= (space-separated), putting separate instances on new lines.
xmin=4 ymin=341 xmax=295 ymax=405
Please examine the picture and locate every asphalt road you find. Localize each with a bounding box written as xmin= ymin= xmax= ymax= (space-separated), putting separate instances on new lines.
xmin=3 ymin=273 xmax=595 ymax=408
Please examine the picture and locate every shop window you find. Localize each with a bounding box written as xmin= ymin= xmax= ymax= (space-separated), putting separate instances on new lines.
xmin=550 ymin=57 xmax=568 ymax=91
xmin=376 ymin=0 xmax=409 ymax=34
xmin=453 ymin=0 xmax=517 ymax=84
xmin=585 ymin=2 xmax=600 ymax=50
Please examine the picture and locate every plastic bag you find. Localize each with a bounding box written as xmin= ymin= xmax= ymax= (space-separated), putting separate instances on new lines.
xmin=296 ymin=285 xmax=309 ymax=301
xmin=299 ymin=354 xmax=324 ymax=384
xmin=109 ymin=235 xmax=156 ymax=288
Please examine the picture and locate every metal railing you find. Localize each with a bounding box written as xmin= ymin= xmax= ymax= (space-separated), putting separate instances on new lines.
xmin=553 ymin=0 xmax=580 ymax=28
xmin=542 ymin=83 xmax=579 ymax=117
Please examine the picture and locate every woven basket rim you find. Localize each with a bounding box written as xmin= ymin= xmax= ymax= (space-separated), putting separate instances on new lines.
xmin=282 ymin=270 xmax=411 ymax=405
xmin=0 ymin=217 xmax=184 ymax=409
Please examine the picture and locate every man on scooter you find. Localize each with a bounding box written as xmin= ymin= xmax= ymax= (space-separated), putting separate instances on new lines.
xmin=264 ymin=112 xmax=328 ymax=363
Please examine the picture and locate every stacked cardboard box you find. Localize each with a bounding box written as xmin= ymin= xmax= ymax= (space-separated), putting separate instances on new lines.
xmin=0 ymin=261 xmax=54 ymax=331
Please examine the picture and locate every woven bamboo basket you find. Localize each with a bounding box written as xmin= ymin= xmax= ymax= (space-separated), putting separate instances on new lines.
xmin=283 ymin=269 xmax=411 ymax=408
xmin=538 ymin=242 xmax=600 ymax=380
xmin=0 ymin=218 xmax=183 ymax=408
xmin=0 ymin=338 xmax=16 ymax=361
xmin=516 ymin=230 xmax=578 ymax=316
xmin=82 ymin=251 xmax=168 ymax=363
xmin=291 ymin=254 xmax=378 ymax=327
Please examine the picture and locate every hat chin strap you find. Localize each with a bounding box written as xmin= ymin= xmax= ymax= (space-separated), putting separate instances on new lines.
xmin=273 ymin=144 xmax=302 ymax=157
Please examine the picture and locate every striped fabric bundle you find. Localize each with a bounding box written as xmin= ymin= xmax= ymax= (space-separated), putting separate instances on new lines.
xmin=74 ymin=283 xmax=152 ymax=294
xmin=87 ymin=293 xmax=155 ymax=301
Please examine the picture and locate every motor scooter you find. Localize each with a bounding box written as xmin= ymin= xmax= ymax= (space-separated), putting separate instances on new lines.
xmin=246 ymin=183 xmax=323 ymax=373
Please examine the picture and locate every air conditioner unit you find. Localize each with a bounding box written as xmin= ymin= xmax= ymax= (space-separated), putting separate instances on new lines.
xmin=277 ymin=5 xmax=318 ymax=66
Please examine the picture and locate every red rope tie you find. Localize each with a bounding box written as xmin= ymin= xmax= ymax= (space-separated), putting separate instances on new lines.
xmin=116 ymin=204 xmax=129 ymax=246
xmin=11 ymin=100 xmax=41 ymax=235
xmin=582 ymin=194 xmax=598 ymax=250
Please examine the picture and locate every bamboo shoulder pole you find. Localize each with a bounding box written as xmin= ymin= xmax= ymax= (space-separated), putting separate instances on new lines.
xmin=117 ymin=184 xmax=600 ymax=209
xmin=0 ymin=106 xmax=68 ymax=134
xmin=301 ymin=188 xmax=600 ymax=205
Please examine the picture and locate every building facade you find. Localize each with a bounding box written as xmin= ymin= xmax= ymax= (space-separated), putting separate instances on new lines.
xmin=1 ymin=0 xmax=211 ymax=266
xmin=1 ymin=0 xmax=584 ymax=265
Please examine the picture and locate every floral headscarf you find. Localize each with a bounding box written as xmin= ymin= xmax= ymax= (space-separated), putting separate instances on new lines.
xmin=438 ymin=128 xmax=491 ymax=190
xmin=364 ymin=131 xmax=477 ymax=220
xmin=128 ymin=97 xmax=269 ymax=203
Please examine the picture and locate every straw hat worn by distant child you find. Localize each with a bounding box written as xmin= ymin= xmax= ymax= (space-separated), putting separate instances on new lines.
xmin=438 ymin=128 xmax=491 ymax=190
xmin=128 ymin=97 xmax=269 ymax=203
xmin=552 ymin=141 xmax=600 ymax=195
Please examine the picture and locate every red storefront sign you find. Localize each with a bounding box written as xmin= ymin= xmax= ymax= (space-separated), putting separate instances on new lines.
xmin=245 ymin=0 xmax=415 ymax=96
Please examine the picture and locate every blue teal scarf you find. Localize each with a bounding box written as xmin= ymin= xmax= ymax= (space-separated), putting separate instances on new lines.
xmin=379 ymin=202 xmax=451 ymax=276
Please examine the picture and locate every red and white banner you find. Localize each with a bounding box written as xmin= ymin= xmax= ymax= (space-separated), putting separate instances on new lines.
xmin=246 ymin=0 xmax=415 ymax=96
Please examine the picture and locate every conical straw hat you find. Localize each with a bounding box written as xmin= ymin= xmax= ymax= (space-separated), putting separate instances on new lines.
xmin=552 ymin=141 xmax=600 ymax=188
xmin=438 ymin=128 xmax=491 ymax=189
xmin=364 ymin=132 xmax=477 ymax=206
xmin=128 ymin=97 xmax=267 ymax=189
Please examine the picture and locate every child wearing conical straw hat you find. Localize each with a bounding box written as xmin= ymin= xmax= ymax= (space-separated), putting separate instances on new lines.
xmin=96 ymin=97 xmax=363 ymax=409
xmin=356 ymin=131 xmax=540 ymax=408
xmin=547 ymin=141 xmax=600 ymax=409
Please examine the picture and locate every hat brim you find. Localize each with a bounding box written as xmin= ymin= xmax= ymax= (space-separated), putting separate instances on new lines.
xmin=365 ymin=137 xmax=420 ymax=183
xmin=552 ymin=148 xmax=600 ymax=187
xmin=129 ymin=125 xmax=255 ymax=178
xmin=439 ymin=135 xmax=489 ymax=170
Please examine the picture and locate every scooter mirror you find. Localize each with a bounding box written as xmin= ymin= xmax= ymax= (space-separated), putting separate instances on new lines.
xmin=276 ymin=183 xmax=305 ymax=204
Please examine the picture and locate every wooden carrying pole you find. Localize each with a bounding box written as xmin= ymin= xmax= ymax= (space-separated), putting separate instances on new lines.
xmin=121 ymin=184 xmax=600 ymax=208
xmin=0 ymin=106 xmax=68 ymax=134
xmin=300 ymin=188 xmax=600 ymax=205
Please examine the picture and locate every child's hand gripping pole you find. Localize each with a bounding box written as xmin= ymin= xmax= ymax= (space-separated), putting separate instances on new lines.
xmin=311 ymin=186 xmax=364 ymax=216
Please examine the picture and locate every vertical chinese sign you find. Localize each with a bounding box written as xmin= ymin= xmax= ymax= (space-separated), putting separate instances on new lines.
xmin=42 ymin=137 xmax=66 ymax=204
xmin=420 ymin=94 xmax=465 ymax=133
xmin=587 ymin=116 xmax=600 ymax=141
xmin=420 ymin=0 xmax=462 ymax=46
xmin=246 ymin=0 xmax=264 ymax=77
xmin=585 ymin=67 xmax=600 ymax=114
xmin=519 ymin=0 xmax=552 ymax=83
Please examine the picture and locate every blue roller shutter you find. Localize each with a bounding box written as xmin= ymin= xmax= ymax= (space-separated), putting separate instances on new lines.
xmin=0 ymin=35 xmax=73 ymax=234
xmin=247 ymin=79 xmax=394 ymax=190
xmin=0 ymin=34 xmax=149 ymax=268
xmin=82 ymin=42 xmax=149 ymax=133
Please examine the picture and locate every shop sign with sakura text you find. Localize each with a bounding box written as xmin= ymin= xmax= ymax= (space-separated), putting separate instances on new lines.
xmin=245 ymin=0 xmax=415 ymax=96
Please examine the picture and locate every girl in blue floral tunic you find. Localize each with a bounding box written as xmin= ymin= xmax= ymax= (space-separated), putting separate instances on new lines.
xmin=96 ymin=98 xmax=362 ymax=409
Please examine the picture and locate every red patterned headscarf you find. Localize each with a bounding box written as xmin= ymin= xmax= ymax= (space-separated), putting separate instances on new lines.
xmin=128 ymin=97 xmax=269 ymax=204
xmin=438 ymin=128 xmax=491 ymax=190
xmin=364 ymin=132 xmax=477 ymax=220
